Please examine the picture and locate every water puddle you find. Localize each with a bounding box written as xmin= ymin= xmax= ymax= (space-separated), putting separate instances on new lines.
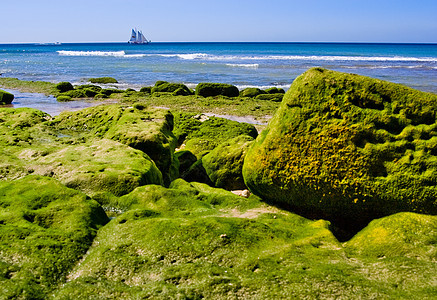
xmin=0 ymin=88 xmax=115 ymax=116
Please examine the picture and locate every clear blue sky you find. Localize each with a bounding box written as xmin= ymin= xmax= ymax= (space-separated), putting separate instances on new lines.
xmin=1 ymin=0 xmax=436 ymax=43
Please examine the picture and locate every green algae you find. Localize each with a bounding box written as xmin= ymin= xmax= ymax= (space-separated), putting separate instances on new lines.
xmin=54 ymin=182 xmax=437 ymax=299
xmin=51 ymin=104 xmax=178 ymax=185
xmin=0 ymin=106 xmax=166 ymax=197
xmin=173 ymin=112 xmax=258 ymax=156
xmin=0 ymin=175 xmax=108 ymax=299
xmin=202 ymin=135 xmax=254 ymax=190
xmin=195 ymin=82 xmax=240 ymax=98
xmin=151 ymin=81 xmax=192 ymax=96
xmin=243 ymin=68 xmax=437 ymax=228
xmin=89 ymin=77 xmax=118 ymax=84
xmin=0 ymin=77 xmax=57 ymax=95
xmin=240 ymin=87 xmax=266 ymax=98
xmin=0 ymin=72 xmax=436 ymax=298
xmin=29 ymin=139 xmax=163 ymax=197
xmin=345 ymin=212 xmax=437 ymax=260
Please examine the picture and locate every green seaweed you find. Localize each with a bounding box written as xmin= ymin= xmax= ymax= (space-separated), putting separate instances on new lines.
xmin=173 ymin=112 xmax=258 ymax=156
xmin=89 ymin=77 xmax=118 ymax=84
xmin=202 ymin=135 xmax=254 ymax=190
xmin=0 ymin=175 xmax=108 ymax=299
xmin=196 ymin=82 xmax=240 ymax=98
xmin=54 ymin=182 xmax=437 ymax=299
xmin=240 ymin=87 xmax=266 ymax=98
xmin=243 ymin=68 xmax=437 ymax=229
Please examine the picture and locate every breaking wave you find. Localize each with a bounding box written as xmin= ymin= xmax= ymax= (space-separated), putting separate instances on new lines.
xmin=57 ymin=50 xmax=127 ymax=57
xmin=56 ymin=51 xmax=437 ymax=63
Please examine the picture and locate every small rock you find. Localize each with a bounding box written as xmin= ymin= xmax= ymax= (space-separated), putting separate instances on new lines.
xmin=231 ymin=189 xmax=251 ymax=198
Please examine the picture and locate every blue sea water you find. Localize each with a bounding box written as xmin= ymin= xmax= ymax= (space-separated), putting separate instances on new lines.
xmin=1 ymin=42 xmax=437 ymax=113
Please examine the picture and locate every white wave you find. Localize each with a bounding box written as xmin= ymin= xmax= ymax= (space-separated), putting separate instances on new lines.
xmin=344 ymin=64 xmax=437 ymax=70
xmin=57 ymin=50 xmax=126 ymax=57
xmin=155 ymin=53 xmax=437 ymax=63
xmin=226 ymin=63 xmax=259 ymax=69
xmin=149 ymin=53 xmax=209 ymax=60
xmin=123 ymin=54 xmax=148 ymax=58
xmin=56 ymin=50 xmax=437 ymax=63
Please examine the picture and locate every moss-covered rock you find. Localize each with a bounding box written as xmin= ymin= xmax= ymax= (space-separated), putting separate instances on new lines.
xmin=265 ymin=87 xmax=285 ymax=94
xmin=0 ymin=175 xmax=108 ymax=299
xmin=51 ymin=105 xmax=178 ymax=185
xmin=59 ymin=89 xmax=88 ymax=99
xmin=195 ymin=82 xmax=240 ymax=98
xmin=175 ymin=150 xmax=198 ymax=176
xmin=243 ymin=68 xmax=437 ymax=228
xmin=202 ymin=135 xmax=254 ymax=190
xmin=0 ymin=106 xmax=164 ymax=196
xmin=151 ymin=82 xmax=192 ymax=96
xmin=54 ymin=181 xmax=351 ymax=299
xmin=29 ymin=139 xmax=163 ymax=197
xmin=100 ymin=88 xmax=124 ymax=96
xmin=56 ymin=95 xmax=72 ymax=102
xmin=180 ymin=157 xmax=213 ymax=185
xmin=345 ymin=212 xmax=437 ymax=260
xmin=139 ymin=86 xmax=152 ymax=94
xmin=53 ymin=180 xmax=437 ymax=299
xmin=255 ymin=93 xmax=284 ymax=102
xmin=240 ymin=87 xmax=266 ymax=98
xmin=0 ymin=89 xmax=14 ymax=104
xmin=55 ymin=81 xmax=74 ymax=93
xmin=89 ymin=77 xmax=118 ymax=84
xmin=173 ymin=112 xmax=258 ymax=156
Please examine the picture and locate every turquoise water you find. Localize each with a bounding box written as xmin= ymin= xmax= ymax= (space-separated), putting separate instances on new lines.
xmin=1 ymin=42 xmax=437 ymax=93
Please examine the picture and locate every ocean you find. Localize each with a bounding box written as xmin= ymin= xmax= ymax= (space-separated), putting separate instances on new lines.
xmin=1 ymin=42 xmax=437 ymax=114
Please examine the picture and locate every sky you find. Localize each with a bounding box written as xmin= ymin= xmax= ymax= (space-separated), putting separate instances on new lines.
xmin=1 ymin=0 xmax=436 ymax=43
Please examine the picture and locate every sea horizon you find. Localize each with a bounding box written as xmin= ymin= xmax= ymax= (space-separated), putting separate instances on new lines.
xmin=2 ymin=41 xmax=437 ymax=45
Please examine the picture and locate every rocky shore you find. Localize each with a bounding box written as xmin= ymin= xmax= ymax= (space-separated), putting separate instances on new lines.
xmin=0 ymin=69 xmax=436 ymax=299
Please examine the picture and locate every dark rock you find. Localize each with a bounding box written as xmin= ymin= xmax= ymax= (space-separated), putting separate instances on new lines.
xmin=195 ymin=82 xmax=239 ymax=98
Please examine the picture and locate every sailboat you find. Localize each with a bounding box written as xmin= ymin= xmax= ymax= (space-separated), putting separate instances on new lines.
xmin=128 ymin=28 xmax=150 ymax=44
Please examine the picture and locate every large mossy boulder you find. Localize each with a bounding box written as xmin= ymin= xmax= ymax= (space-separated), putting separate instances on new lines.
xmin=0 ymin=106 xmax=164 ymax=196
xmin=53 ymin=180 xmax=351 ymax=299
xmin=195 ymin=82 xmax=239 ymax=98
xmin=243 ymin=68 xmax=437 ymax=228
xmin=51 ymin=105 xmax=178 ymax=185
xmin=0 ymin=175 xmax=108 ymax=299
xmin=202 ymin=135 xmax=254 ymax=190
xmin=28 ymin=139 xmax=163 ymax=197
xmin=53 ymin=180 xmax=437 ymax=299
xmin=0 ymin=89 xmax=14 ymax=104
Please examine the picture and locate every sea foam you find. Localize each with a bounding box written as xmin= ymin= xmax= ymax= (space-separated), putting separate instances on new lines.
xmin=167 ymin=53 xmax=437 ymax=63
xmin=57 ymin=50 xmax=127 ymax=57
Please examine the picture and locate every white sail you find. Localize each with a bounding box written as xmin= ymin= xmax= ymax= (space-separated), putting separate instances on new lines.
xmin=139 ymin=31 xmax=146 ymax=43
xmin=129 ymin=29 xmax=137 ymax=43
xmin=128 ymin=28 xmax=149 ymax=44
